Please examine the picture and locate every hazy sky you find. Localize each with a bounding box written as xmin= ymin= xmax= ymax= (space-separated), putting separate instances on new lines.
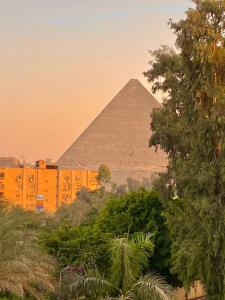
xmin=0 ymin=0 xmax=192 ymax=162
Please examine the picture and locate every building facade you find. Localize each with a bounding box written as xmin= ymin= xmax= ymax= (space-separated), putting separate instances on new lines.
xmin=0 ymin=160 xmax=98 ymax=212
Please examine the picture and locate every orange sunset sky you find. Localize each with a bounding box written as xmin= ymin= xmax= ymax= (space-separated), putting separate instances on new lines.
xmin=0 ymin=0 xmax=192 ymax=162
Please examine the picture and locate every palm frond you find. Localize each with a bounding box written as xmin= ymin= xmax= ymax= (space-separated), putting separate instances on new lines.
xmin=131 ymin=232 xmax=154 ymax=271
xmin=109 ymin=237 xmax=138 ymax=292
xmin=0 ymin=278 xmax=25 ymax=299
xmin=108 ymin=294 xmax=134 ymax=300
xmin=132 ymin=272 xmax=174 ymax=300
xmin=109 ymin=234 xmax=154 ymax=292
xmin=0 ymin=208 xmax=56 ymax=299
xmin=71 ymin=275 xmax=118 ymax=298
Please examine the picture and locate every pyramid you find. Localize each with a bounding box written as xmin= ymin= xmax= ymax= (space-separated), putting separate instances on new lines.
xmin=58 ymin=79 xmax=168 ymax=183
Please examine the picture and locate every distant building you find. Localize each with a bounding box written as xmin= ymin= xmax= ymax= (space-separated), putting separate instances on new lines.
xmin=0 ymin=157 xmax=21 ymax=168
xmin=58 ymin=79 xmax=168 ymax=183
xmin=0 ymin=160 xmax=98 ymax=212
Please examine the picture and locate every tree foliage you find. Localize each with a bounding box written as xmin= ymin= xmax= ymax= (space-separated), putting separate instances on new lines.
xmin=70 ymin=234 xmax=173 ymax=300
xmin=41 ymin=189 xmax=176 ymax=286
xmin=95 ymin=189 xmax=175 ymax=284
xmin=144 ymin=0 xmax=225 ymax=298
xmin=96 ymin=165 xmax=111 ymax=188
xmin=54 ymin=188 xmax=106 ymax=226
xmin=40 ymin=222 xmax=110 ymax=270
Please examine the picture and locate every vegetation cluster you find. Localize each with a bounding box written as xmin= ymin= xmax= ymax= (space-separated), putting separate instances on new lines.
xmin=0 ymin=181 xmax=174 ymax=300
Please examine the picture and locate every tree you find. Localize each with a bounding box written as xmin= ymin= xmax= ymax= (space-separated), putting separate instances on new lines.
xmin=96 ymin=165 xmax=111 ymax=189
xmin=144 ymin=0 xmax=225 ymax=298
xmin=40 ymin=221 xmax=110 ymax=270
xmin=41 ymin=189 xmax=176 ymax=286
xmin=95 ymin=189 xmax=176 ymax=285
xmin=54 ymin=188 xmax=106 ymax=226
xmin=70 ymin=234 xmax=173 ymax=300
xmin=0 ymin=206 xmax=56 ymax=300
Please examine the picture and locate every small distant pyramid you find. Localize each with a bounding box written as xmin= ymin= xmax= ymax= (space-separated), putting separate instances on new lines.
xmin=58 ymin=79 xmax=167 ymax=183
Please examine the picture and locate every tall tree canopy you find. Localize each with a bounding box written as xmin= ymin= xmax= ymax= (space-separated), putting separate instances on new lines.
xmin=144 ymin=0 xmax=225 ymax=299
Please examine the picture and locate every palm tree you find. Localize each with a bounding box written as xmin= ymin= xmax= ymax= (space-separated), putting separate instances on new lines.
xmin=0 ymin=206 xmax=56 ymax=300
xmin=70 ymin=233 xmax=173 ymax=300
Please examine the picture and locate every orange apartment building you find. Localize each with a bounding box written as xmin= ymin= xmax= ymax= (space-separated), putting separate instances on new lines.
xmin=0 ymin=160 xmax=98 ymax=212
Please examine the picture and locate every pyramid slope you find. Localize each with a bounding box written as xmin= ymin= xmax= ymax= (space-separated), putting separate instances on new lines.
xmin=58 ymin=79 xmax=167 ymax=183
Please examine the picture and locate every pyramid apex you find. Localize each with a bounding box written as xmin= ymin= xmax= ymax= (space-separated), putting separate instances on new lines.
xmin=115 ymin=78 xmax=160 ymax=108
xmin=128 ymin=78 xmax=139 ymax=82
xmin=127 ymin=78 xmax=141 ymax=84
xmin=123 ymin=78 xmax=148 ymax=91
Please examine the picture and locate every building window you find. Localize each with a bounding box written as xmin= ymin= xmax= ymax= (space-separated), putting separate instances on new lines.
xmin=63 ymin=184 xmax=71 ymax=191
xmin=0 ymin=192 xmax=4 ymax=198
xmin=62 ymin=194 xmax=71 ymax=200
xmin=16 ymin=176 xmax=22 ymax=182
xmin=0 ymin=172 xmax=5 ymax=179
xmin=27 ymin=175 xmax=34 ymax=182
xmin=0 ymin=184 xmax=4 ymax=189
xmin=76 ymin=176 xmax=81 ymax=181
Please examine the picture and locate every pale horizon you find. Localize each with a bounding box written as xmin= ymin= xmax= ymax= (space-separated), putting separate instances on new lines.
xmin=0 ymin=0 xmax=192 ymax=163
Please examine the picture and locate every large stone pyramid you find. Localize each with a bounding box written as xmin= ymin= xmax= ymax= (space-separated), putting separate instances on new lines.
xmin=58 ymin=79 xmax=168 ymax=183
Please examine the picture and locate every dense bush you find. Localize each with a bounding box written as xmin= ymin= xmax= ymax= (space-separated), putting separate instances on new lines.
xmin=41 ymin=189 xmax=177 ymax=285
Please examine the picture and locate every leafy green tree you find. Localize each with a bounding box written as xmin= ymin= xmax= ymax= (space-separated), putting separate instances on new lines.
xmin=54 ymin=188 xmax=105 ymax=226
xmin=41 ymin=189 xmax=176 ymax=285
xmin=96 ymin=165 xmax=111 ymax=189
xmin=0 ymin=206 xmax=56 ymax=300
xmin=40 ymin=222 xmax=110 ymax=271
xmin=70 ymin=234 xmax=173 ymax=300
xmin=95 ymin=189 xmax=176 ymax=285
xmin=144 ymin=0 xmax=225 ymax=298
